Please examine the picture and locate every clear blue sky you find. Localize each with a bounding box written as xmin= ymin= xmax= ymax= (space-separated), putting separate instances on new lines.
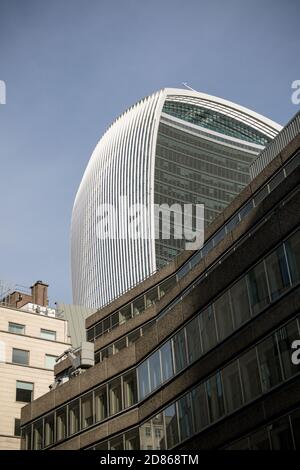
xmin=0 ymin=0 xmax=299 ymax=304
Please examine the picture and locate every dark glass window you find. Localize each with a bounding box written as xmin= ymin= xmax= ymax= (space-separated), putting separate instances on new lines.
xmin=110 ymin=435 xmax=124 ymax=450
xmin=95 ymin=441 xmax=108 ymax=450
xmin=44 ymin=413 xmax=54 ymax=447
xmin=172 ymin=329 xmax=187 ymax=373
xmin=265 ymin=245 xmax=290 ymax=300
xmin=14 ymin=418 xmax=21 ymax=437
xmin=16 ymin=381 xmax=33 ymax=402
xmin=276 ymin=320 xmax=300 ymax=380
xmin=125 ymin=429 xmax=140 ymax=450
xmin=145 ymin=287 xmax=159 ymax=308
xmin=227 ymin=438 xmax=250 ymax=450
xmin=87 ymin=327 xmax=94 ymax=342
xmin=95 ymin=322 xmax=103 ymax=338
xmin=152 ymin=413 xmax=165 ymax=450
xmin=222 ymin=361 xmax=243 ymax=413
xmin=205 ymin=372 xmax=225 ymax=422
xmin=178 ymin=394 xmax=194 ymax=441
xmin=33 ymin=420 xmax=43 ymax=450
xmin=24 ymin=425 xmax=32 ymax=450
xmin=186 ymin=316 xmax=202 ymax=363
xmin=214 ymin=291 xmax=234 ymax=341
xmin=250 ymin=428 xmax=271 ymax=450
xmin=199 ymin=305 xmax=217 ymax=353
xmin=119 ymin=304 xmax=132 ymax=324
xmin=109 ymin=378 xmax=122 ymax=415
xmin=95 ymin=386 xmax=108 ymax=422
xmin=12 ymin=348 xmax=29 ymax=365
xmin=132 ymin=296 xmax=145 ymax=316
xmin=291 ymin=408 xmax=300 ymax=450
xmin=257 ymin=335 xmax=283 ymax=392
xmin=191 ymin=383 xmax=209 ymax=432
xmin=247 ymin=261 xmax=269 ymax=315
xmin=159 ymin=276 xmax=176 ymax=298
xmin=127 ymin=329 xmax=140 ymax=345
xmin=239 ymin=349 xmax=262 ymax=402
xmin=103 ymin=316 xmax=111 ymax=334
xmin=69 ymin=400 xmax=79 ymax=436
xmin=270 ymin=416 xmax=294 ymax=450
xmin=160 ymin=341 xmax=174 ymax=382
xmin=149 ymin=350 xmax=162 ymax=391
xmin=285 ymin=230 xmax=300 ymax=284
xmin=230 ymin=277 xmax=251 ymax=327
xmin=138 ymin=360 xmax=150 ymax=399
xmin=114 ymin=337 xmax=127 ymax=353
xmin=123 ymin=371 xmax=137 ymax=408
xmin=81 ymin=393 xmax=94 ymax=429
xmin=56 ymin=407 xmax=67 ymax=441
xmin=164 ymin=404 xmax=179 ymax=449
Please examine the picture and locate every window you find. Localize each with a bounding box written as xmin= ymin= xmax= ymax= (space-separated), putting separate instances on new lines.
xmin=56 ymin=407 xmax=67 ymax=441
xmin=81 ymin=393 xmax=94 ymax=429
xmin=16 ymin=381 xmax=33 ymax=402
xmin=265 ymin=245 xmax=290 ymax=300
xmin=239 ymin=348 xmax=261 ymax=402
xmin=44 ymin=354 xmax=57 ymax=370
xmin=164 ymin=404 xmax=179 ymax=449
xmin=125 ymin=429 xmax=140 ymax=450
xmin=8 ymin=322 xmax=25 ymax=335
xmin=119 ymin=304 xmax=132 ymax=324
xmin=12 ymin=348 xmax=29 ymax=365
xmin=250 ymin=428 xmax=271 ymax=450
xmin=127 ymin=329 xmax=140 ymax=345
xmin=110 ymin=436 xmax=124 ymax=450
xmin=247 ymin=261 xmax=269 ymax=315
xmin=145 ymin=426 xmax=151 ymax=437
xmin=23 ymin=425 xmax=32 ymax=450
xmin=114 ymin=337 xmax=127 ymax=353
xmin=276 ymin=320 xmax=300 ymax=380
xmin=40 ymin=329 xmax=56 ymax=341
xmin=138 ymin=360 xmax=150 ymax=400
xmin=152 ymin=413 xmax=165 ymax=449
xmin=214 ymin=291 xmax=234 ymax=341
xmin=95 ymin=322 xmax=103 ymax=338
xmin=160 ymin=341 xmax=174 ymax=382
xmin=199 ymin=305 xmax=217 ymax=353
xmin=69 ymin=399 xmax=80 ymax=435
xmin=33 ymin=420 xmax=43 ymax=450
xmin=285 ymin=229 xmax=300 ymax=284
xmin=149 ymin=350 xmax=162 ymax=391
xmin=132 ymin=296 xmax=145 ymax=317
xmin=230 ymin=277 xmax=251 ymax=327
xmin=191 ymin=383 xmax=209 ymax=432
xmin=270 ymin=416 xmax=294 ymax=450
xmin=291 ymin=408 xmax=300 ymax=450
xmin=186 ymin=316 xmax=202 ymax=363
xmin=123 ymin=371 xmax=137 ymax=408
xmin=145 ymin=287 xmax=159 ymax=308
xmin=159 ymin=276 xmax=176 ymax=298
xmin=222 ymin=361 xmax=243 ymax=413
xmin=205 ymin=372 xmax=225 ymax=422
xmin=257 ymin=335 xmax=283 ymax=392
xmin=14 ymin=418 xmax=21 ymax=437
xmin=172 ymin=329 xmax=187 ymax=373
xmin=109 ymin=378 xmax=122 ymax=415
xmin=178 ymin=395 xmax=194 ymax=441
xmin=44 ymin=413 xmax=54 ymax=446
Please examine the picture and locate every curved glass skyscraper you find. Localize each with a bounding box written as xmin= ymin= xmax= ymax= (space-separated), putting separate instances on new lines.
xmin=71 ymin=88 xmax=281 ymax=308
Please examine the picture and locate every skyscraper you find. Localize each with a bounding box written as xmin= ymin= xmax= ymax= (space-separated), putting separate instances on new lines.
xmin=71 ymin=88 xmax=281 ymax=308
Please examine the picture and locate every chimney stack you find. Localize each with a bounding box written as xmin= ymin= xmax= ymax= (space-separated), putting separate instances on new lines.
xmin=31 ymin=281 xmax=48 ymax=307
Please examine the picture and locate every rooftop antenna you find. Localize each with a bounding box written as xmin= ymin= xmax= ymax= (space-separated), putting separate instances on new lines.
xmin=182 ymin=82 xmax=198 ymax=92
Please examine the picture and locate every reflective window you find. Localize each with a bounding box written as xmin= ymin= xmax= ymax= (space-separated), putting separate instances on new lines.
xmin=103 ymin=316 xmax=111 ymax=334
xmin=160 ymin=341 xmax=174 ymax=382
xmin=109 ymin=378 xmax=122 ymax=415
xmin=138 ymin=361 xmax=150 ymax=400
xmin=172 ymin=329 xmax=187 ymax=373
xmin=81 ymin=393 xmax=94 ymax=429
xmin=276 ymin=320 xmax=300 ymax=380
xmin=45 ymin=354 xmax=57 ymax=370
xmin=257 ymin=335 xmax=283 ymax=392
xmin=285 ymin=230 xmax=300 ymax=284
xmin=111 ymin=312 xmax=120 ymax=330
xmin=159 ymin=276 xmax=176 ymax=298
xmin=119 ymin=304 xmax=132 ymax=324
xmin=125 ymin=429 xmax=140 ymax=450
xmin=40 ymin=329 xmax=56 ymax=341
xmin=132 ymin=296 xmax=145 ymax=317
xmin=56 ymin=407 xmax=67 ymax=441
xmin=205 ymin=372 xmax=225 ymax=422
xmin=230 ymin=277 xmax=251 ymax=327
xmin=265 ymin=245 xmax=290 ymax=301
xmin=24 ymin=425 xmax=32 ymax=450
xmin=44 ymin=413 xmax=54 ymax=447
xmin=95 ymin=386 xmax=108 ymax=422
xmin=110 ymin=435 xmax=124 ymax=450
xmin=164 ymin=404 xmax=179 ymax=449
xmin=186 ymin=316 xmax=202 ymax=363
xmin=239 ymin=349 xmax=262 ymax=402
xmin=214 ymin=291 xmax=234 ymax=341
xmin=8 ymin=322 xmax=25 ymax=335
xmin=247 ymin=261 xmax=269 ymax=315
xmin=95 ymin=322 xmax=103 ymax=338
xmin=149 ymin=350 xmax=162 ymax=391
xmin=199 ymin=305 xmax=217 ymax=353
xmin=128 ymin=329 xmax=140 ymax=345
xmin=222 ymin=361 xmax=243 ymax=413
xmin=16 ymin=380 xmax=33 ymax=403
xmin=152 ymin=413 xmax=165 ymax=450
xmin=250 ymin=428 xmax=271 ymax=450
xmin=145 ymin=287 xmax=159 ymax=308
xmin=69 ymin=399 xmax=79 ymax=435
xmin=178 ymin=394 xmax=194 ymax=441
xmin=191 ymin=383 xmax=209 ymax=432
xmin=12 ymin=348 xmax=29 ymax=365
xmin=33 ymin=420 xmax=43 ymax=450
xmin=123 ymin=371 xmax=137 ymax=408
xmin=114 ymin=337 xmax=127 ymax=353
xmin=270 ymin=416 xmax=294 ymax=450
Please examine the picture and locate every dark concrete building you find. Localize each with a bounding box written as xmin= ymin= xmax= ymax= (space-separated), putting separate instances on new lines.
xmin=21 ymin=112 xmax=300 ymax=450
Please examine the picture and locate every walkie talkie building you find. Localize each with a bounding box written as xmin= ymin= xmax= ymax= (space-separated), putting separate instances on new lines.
xmin=71 ymin=88 xmax=281 ymax=308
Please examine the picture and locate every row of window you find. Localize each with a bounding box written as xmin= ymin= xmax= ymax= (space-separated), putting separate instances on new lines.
xmin=22 ymin=301 xmax=300 ymax=450
xmin=87 ymin=315 xmax=300 ymax=451
xmin=97 ymin=228 xmax=300 ymax=387
xmin=11 ymin=348 xmax=57 ymax=370
xmin=8 ymin=323 xmax=57 ymax=341
xmin=224 ymin=408 xmax=300 ymax=450
xmin=87 ymin=150 xmax=300 ymax=343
